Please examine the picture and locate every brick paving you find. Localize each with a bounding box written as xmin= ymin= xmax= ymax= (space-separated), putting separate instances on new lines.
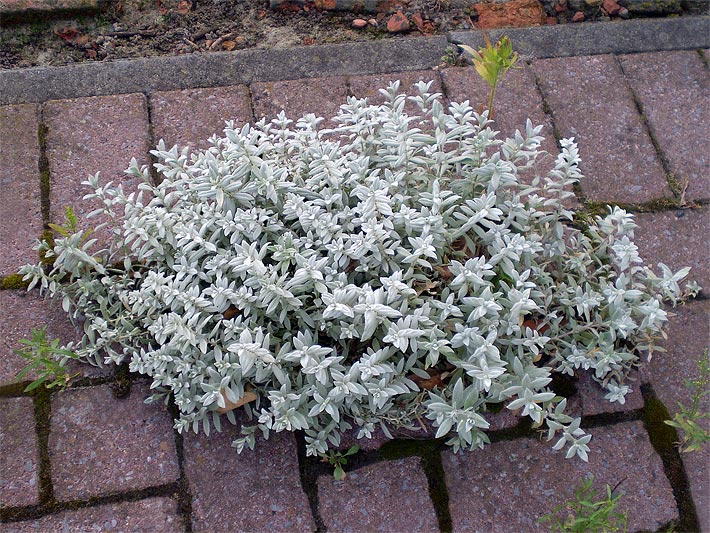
xmin=532 ymin=55 xmax=673 ymax=204
xmin=0 ymin=105 xmax=43 ymax=278
xmin=1 ymin=43 xmax=709 ymax=531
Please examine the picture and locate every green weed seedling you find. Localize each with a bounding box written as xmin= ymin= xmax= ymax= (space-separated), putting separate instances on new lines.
xmin=15 ymin=327 xmax=80 ymax=392
xmin=458 ymin=33 xmax=519 ymax=118
xmin=320 ymin=444 xmax=360 ymax=481
xmin=665 ymin=349 xmax=710 ymax=453
xmin=539 ymin=475 xmax=628 ymax=532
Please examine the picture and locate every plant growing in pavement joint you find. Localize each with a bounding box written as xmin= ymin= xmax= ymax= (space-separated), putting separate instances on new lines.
xmin=539 ymin=475 xmax=628 ymax=532
xmin=321 ymin=444 xmax=360 ymax=480
xmin=664 ymin=348 xmax=710 ymax=453
xmin=457 ymin=33 xmax=519 ymax=119
xmin=14 ymin=327 xmax=80 ymax=392
xmin=19 ymin=80 xmax=700 ymax=462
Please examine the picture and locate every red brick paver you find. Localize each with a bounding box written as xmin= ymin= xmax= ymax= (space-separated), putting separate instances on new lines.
xmin=619 ymin=51 xmax=710 ymax=202
xmin=251 ymin=76 xmax=349 ymax=128
xmin=633 ymin=207 xmax=710 ymax=291
xmin=0 ymin=397 xmax=39 ymax=508
xmin=43 ymin=94 xmax=151 ymax=235
xmin=0 ymin=105 xmax=43 ymax=277
xmin=576 ymin=370 xmax=645 ymax=416
xmin=48 ymin=383 xmax=179 ymax=501
xmin=318 ymin=457 xmax=439 ymax=532
xmin=150 ymin=85 xmax=253 ymax=151
xmin=348 ymin=69 xmax=444 ymax=118
xmin=2 ymin=497 xmax=183 ymax=532
xmin=0 ymin=290 xmax=107 ymax=387
xmin=183 ymin=424 xmax=314 ymax=532
xmin=533 ymin=55 xmax=671 ymax=204
xmin=443 ymin=421 xmax=677 ymax=531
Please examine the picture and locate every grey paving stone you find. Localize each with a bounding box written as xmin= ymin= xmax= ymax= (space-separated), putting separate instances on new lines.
xmin=0 ymin=290 xmax=107 ymax=388
xmin=0 ymin=104 xmax=43 ymax=277
xmin=0 ymin=396 xmax=39 ymax=507
xmin=443 ymin=421 xmax=676 ymax=531
xmin=49 ymin=382 xmax=180 ymax=501
xmin=150 ymin=85 xmax=253 ymax=151
xmin=183 ymin=424 xmax=314 ymax=532
xmin=43 ymin=93 xmax=150 ymax=238
xmin=619 ymin=51 xmax=710 ymax=202
xmin=251 ymin=76 xmax=349 ymax=127
xmin=576 ymin=369 xmax=645 ymax=416
xmin=348 ymin=69 xmax=443 ymax=119
xmin=2 ymin=497 xmax=183 ymax=532
xmin=318 ymin=457 xmax=438 ymax=532
xmin=533 ymin=55 xmax=671 ymax=204
xmin=633 ymin=207 xmax=710 ymax=291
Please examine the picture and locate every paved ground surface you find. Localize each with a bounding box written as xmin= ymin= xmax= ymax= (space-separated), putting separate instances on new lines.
xmin=1 ymin=18 xmax=709 ymax=533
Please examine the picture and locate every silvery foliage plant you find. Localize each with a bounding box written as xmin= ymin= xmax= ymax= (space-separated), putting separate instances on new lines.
xmin=21 ymin=81 xmax=699 ymax=461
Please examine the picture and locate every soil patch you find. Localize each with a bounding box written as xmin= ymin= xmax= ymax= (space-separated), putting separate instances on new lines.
xmin=0 ymin=0 xmax=704 ymax=69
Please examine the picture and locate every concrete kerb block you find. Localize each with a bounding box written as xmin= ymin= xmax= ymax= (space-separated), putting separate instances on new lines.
xmin=448 ymin=16 xmax=710 ymax=60
xmin=0 ymin=37 xmax=450 ymax=106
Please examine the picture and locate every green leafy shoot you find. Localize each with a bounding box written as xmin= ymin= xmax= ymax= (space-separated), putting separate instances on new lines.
xmin=539 ymin=475 xmax=628 ymax=532
xmin=15 ymin=327 xmax=80 ymax=392
xmin=48 ymin=205 xmax=80 ymax=237
xmin=665 ymin=349 xmax=710 ymax=453
xmin=320 ymin=444 xmax=360 ymax=481
xmin=458 ymin=33 xmax=519 ymax=118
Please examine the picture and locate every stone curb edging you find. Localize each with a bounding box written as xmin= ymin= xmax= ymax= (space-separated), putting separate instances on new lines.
xmin=1 ymin=16 xmax=709 ymax=105
xmin=449 ymin=15 xmax=710 ymax=60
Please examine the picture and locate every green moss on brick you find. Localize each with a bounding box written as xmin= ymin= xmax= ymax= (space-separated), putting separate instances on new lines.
xmin=0 ymin=273 xmax=30 ymax=290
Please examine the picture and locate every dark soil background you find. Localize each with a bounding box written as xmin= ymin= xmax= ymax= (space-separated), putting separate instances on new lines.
xmin=0 ymin=0 xmax=706 ymax=69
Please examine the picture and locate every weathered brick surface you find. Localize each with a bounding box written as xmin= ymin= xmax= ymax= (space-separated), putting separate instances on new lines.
xmin=576 ymin=370 xmax=644 ymax=416
xmin=0 ymin=396 xmax=39 ymax=507
xmin=318 ymin=457 xmax=438 ymax=532
xmin=251 ymin=76 xmax=348 ymax=127
xmin=348 ymin=69 xmax=443 ymax=118
xmin=2 ymin=497 xmax=183 ymax=532
xmin=684 ymin=450 xmax=710 ymax=533
xmin=0 ymin=104 xmax=43 ymax=277
xmin=533 ymin=55 xmax=670 ymax=203
xmin=49 ymin=382 xmax=179 ymax=501
xmin=633 ymin=207 xmax=710 ymax=291
xmin=44 ymin=94 xmax=150 ymax=232
xmin=183 ymin=424 xmax=314 ymax=532
xmin=150 ymin=85 xmax=253 ymax=151
xmin=652 ymin=300 xmax=709 ymax=530
xmin=443 ymin=421 xmax=676 ymax=531
xmin=0 ymin=290 xmax=107 ymax=387
xmin=619 ymin=51 xmax=710 ymax=202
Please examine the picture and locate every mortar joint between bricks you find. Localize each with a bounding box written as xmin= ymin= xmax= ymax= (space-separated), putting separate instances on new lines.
xmin=143 ymin=92 xmax=162 ymax=186
xmin=37 ymin=103 xmax=51 ymax=229
xmin=615 ymin=56 xmax=682 ymax=202
xmin=244 ymin=84 xmax=259 ymax=126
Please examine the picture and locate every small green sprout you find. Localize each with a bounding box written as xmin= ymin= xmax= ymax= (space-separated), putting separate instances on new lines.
xmin=458 ymin=33 xmax=519 ymax=118
xmin=664 ymin=349 xmax=710 ymax=453
xmin=15 ymin=327 xmax=80 ymax=392
xmin=539 ymin=475 xmax=628 ymax=532
xmin=320 ymin=444 xmax=360 ymax=481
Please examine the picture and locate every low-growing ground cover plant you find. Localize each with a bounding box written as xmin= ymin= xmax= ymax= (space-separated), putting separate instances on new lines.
xmin=539 ymin=475 xmax=628 ymax=532
xmin=19 ymin=81 xmax=699 ymax=462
